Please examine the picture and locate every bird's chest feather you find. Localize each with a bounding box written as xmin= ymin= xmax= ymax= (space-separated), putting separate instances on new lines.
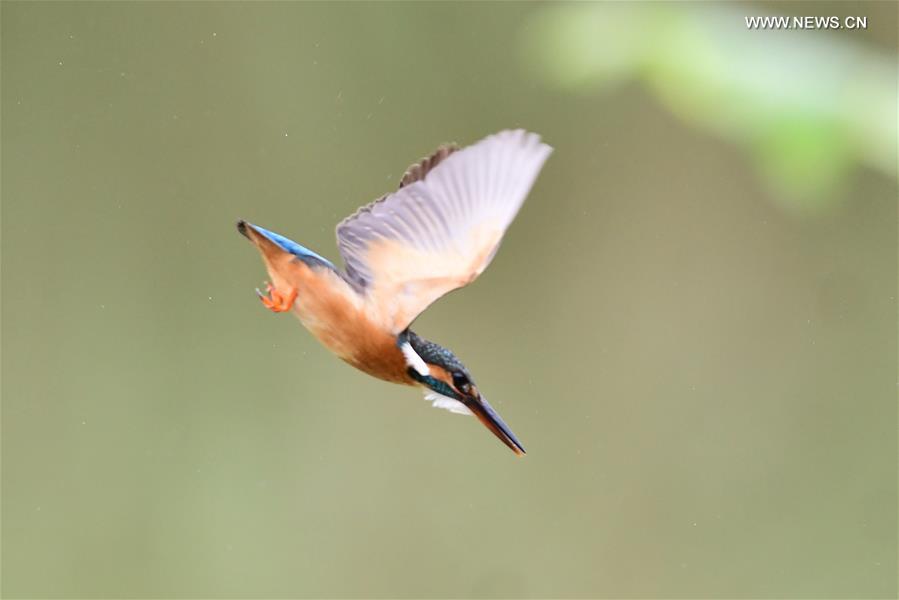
xmin=281 ymin=262 xmax=411 ymax=385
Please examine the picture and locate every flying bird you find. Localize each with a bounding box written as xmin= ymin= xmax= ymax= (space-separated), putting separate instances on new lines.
xmin=237 ymin=129 xmax=552 ymax=455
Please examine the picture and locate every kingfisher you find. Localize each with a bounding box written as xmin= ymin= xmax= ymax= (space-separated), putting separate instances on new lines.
xmin=237 ymin=129 xmax=552 ymax=455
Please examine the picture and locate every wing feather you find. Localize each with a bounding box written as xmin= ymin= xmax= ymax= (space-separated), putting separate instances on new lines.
xmin=336 ymin=129 xmax=552 ymax=333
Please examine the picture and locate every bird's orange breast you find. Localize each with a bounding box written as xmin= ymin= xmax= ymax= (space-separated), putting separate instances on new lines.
xmin=291 ymin=264 xmax=412 ymax=384
xmin=267 ymin=265 xmax=412 ymax=385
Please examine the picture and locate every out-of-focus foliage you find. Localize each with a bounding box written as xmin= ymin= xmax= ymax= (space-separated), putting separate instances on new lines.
xmin=522 ymin=3 xmax=896 ymax=213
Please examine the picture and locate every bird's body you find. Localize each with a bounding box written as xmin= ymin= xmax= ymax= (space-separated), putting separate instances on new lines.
xmin=240 ymin=229 xmax=408 ymax=382
xmin=238 ymin=130 xmax=552 ymax=455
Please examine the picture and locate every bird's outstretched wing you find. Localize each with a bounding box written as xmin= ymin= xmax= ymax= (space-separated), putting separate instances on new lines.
xmin=336 ymin=129 xmax=552 ymax=333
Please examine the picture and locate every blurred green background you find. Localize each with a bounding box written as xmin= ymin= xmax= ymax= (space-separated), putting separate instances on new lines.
xmin=2 ymin=2 xmax=896 ymax=598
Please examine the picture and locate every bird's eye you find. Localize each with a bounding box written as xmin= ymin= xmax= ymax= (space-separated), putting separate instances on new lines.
xmin=452 ymin=372 xmax=471 ymax=394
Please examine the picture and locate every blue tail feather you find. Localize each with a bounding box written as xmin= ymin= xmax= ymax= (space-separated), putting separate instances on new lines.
xmin=250 ymin=224 xmax=336 ymax=270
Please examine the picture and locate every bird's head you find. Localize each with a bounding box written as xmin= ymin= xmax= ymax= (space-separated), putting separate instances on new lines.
xmin=399 ymin=331 xmax=526 ymax=456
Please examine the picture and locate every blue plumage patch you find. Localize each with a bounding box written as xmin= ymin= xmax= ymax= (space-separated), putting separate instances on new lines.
xmin=252 ymin=225 xmax=336 ymax=270
xmin=404 ymin=331 xmax=471 ymax=379
xmin=424 ymin=377 xmax=457 ymax=399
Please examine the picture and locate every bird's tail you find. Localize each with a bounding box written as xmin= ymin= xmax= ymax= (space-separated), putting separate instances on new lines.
xmin=237 ymin=220 xmax=297 ymax=271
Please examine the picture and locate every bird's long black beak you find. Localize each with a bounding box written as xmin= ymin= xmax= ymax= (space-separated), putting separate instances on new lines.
xmin=466 ymin=395 xmax=526 ymax=456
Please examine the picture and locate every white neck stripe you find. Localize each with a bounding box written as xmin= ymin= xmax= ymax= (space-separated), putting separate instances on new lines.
xmin=400 ymin=341 xmax=429 ymax=377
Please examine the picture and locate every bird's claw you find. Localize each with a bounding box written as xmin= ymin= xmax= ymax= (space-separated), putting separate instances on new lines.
xmin=255 ymin=281 xmax=297 ymax=313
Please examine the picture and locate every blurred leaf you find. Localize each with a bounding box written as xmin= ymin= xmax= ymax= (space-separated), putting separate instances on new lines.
xmin=522 ymin=3 xmax=896 ymax=214
xmin=752 ymin=116 xmax=852 ymax=214
xmin=522 ymin=4 xmax=646 ymax=90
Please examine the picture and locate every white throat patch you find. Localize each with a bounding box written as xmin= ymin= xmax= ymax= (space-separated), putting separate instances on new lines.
xmin=424 ymin=391 xmax=473 ymax=415
xmin=400 ymin=341 xmax=429 ymax=377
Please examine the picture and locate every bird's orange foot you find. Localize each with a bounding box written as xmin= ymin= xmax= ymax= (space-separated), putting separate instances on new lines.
xmin=255 ymin=281 xmax=297 ymax=313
